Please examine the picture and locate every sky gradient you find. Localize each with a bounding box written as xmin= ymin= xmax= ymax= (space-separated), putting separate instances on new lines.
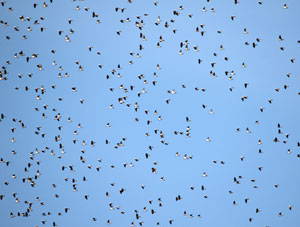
xmin=0 ymin=0 xmax=300 ymax=227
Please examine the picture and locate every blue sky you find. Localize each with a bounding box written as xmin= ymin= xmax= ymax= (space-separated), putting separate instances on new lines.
xmin=0 ymin=0 xmax=300 ymax=227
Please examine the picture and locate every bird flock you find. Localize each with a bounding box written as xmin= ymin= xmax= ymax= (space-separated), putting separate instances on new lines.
xmin=0 ymin=0 xmax=300 ymax=226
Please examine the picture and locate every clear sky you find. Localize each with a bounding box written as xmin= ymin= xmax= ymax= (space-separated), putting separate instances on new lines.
xmin=0 ymin=0 xmax=300 ymax=227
